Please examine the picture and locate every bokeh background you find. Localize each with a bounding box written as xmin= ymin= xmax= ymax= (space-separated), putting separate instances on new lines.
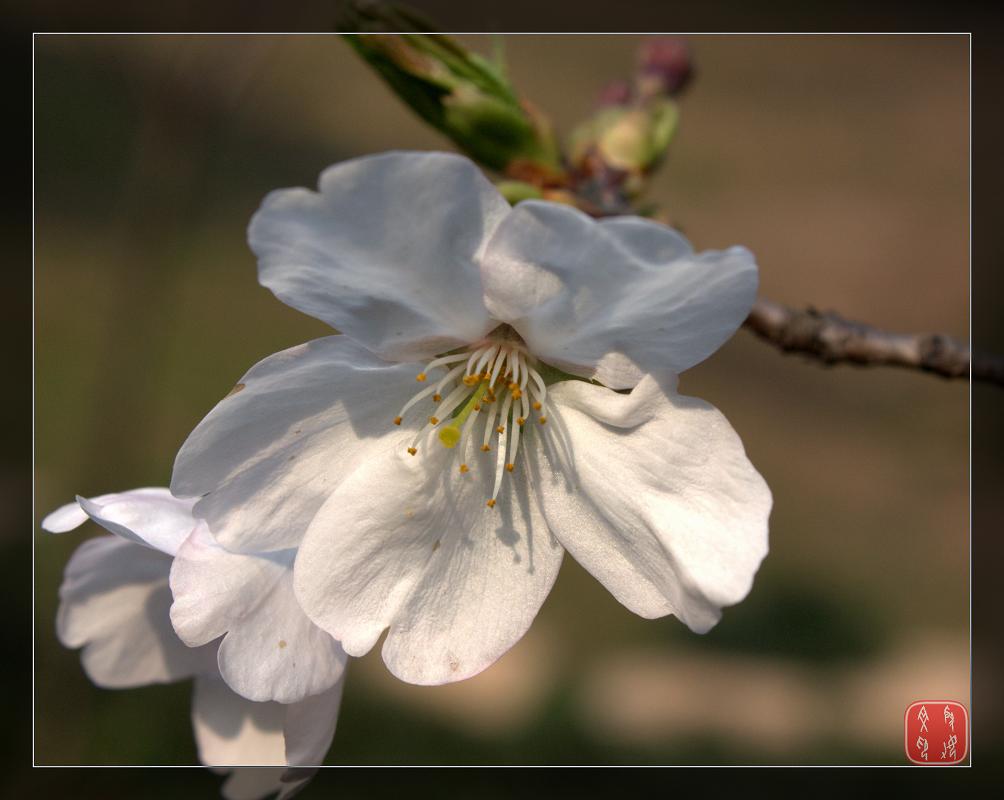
xmin=33 ymin=33 xmax=969 ymax=784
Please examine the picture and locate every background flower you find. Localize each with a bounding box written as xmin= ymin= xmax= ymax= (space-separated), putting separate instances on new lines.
xmin=42 ymin=490 xmax=345 ymax=798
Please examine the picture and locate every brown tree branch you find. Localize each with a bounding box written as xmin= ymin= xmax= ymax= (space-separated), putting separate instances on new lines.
xmin=743 ymin=298 xmax=1001 ymax=386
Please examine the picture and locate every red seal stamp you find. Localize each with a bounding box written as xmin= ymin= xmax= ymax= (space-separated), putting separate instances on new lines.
xmin=905 ymin=701 xmax=968 ymax=764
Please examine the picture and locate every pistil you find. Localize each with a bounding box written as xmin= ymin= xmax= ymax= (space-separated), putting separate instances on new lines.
xmin=438 ymin=381 xmax=489 ymax=448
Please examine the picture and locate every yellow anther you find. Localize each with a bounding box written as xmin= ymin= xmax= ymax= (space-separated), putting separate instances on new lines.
xmin=532 ymin=401 xmax=542 ymax=411
xmin=459 ymin=464 xmax=469 ymax=474
xmin=539 ymin=416 xmax=548 ymax=425
xmin=463 ymin=375 xmax=479 ymax=386
xmin=473 ymin=403 xmax=481 ymax=411
xmin=505 ymin=463 xmax=514 ymax=472
xmin=407 ymin=447 xmax=417 ymax=456
xmin=496 ymin=425 xmax=505 ymax=434
xmin=416 ymin=373 xmax=427 ymax=382
xmin=508 ymin=382 xmax=518 ymax=391
xmin=432 ymin=393 xmax=442 ymax=402
xmin=511 ymin=388 xmax=522 ymax=399
xmin=486 ymin=499 xmax=496 ymax=508
xmin=393 ymin=416 xmax=402 ymax=426
xmin=516 ymin=417 xmax=525 ymax=426
xmin=481 ymin=444 xmax=490 ymax=452
xmin=429 ymin=416 xmax=439 ymax=425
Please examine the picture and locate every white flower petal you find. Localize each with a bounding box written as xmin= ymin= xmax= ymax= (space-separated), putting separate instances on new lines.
xmin=481 ymin=201 xmax=758 ymax=387
xmin=197 ymin=676 xmax=344 ymax=799
xmin=249 ymin=151 xmax=508 ymax=362
xmin=192 ymin=673 xmax=286 ymax=767
xmin=294 ymin=428 xmax=563 ymax=685
xmin=529 ymin=374 xmax=771 ymax=632
xmin=56 ymin=536 xmax=216 ymax=687
xmin=43 ymin=488 xmax=197 ymax=556
xmin=170 ymin=526 xmax=347 ymax=704
xmin=282 ymin=676 xmax=345 ymax=767
xmin=77 ymin=488 xmax=198 ymax=556
xmin=41 ymin=500 xmax=89 ymax=533
xmin=171 ymin=335 xmax=420 ymax=553
xmin=218 ymin=768 xmax=288 ymax=800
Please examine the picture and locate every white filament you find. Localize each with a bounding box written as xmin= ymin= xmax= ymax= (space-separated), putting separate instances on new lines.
xmin=395 ymin=335 xmax=550 ymax=507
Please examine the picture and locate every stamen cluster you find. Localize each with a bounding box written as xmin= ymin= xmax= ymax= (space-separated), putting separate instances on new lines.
xmin=394 ymin=338 xmax=549 ymax=507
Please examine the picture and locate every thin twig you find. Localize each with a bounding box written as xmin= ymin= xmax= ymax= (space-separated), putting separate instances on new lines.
xmin=743 ymin=298 xmax=1000 ymax=386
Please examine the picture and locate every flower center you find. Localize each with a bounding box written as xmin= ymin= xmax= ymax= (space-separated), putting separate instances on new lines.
xmin=393 ymin=335 xmax=549 ymax=508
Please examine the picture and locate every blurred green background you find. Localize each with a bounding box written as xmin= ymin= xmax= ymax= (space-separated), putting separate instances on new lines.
xmin=34 ymin=34 xmax=969 ymax=784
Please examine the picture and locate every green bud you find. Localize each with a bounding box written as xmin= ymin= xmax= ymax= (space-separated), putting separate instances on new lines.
xmin=341 ymin=29 xmax=561 ymax=176
xmin=569 ymin=98 xmax=678 ymax=176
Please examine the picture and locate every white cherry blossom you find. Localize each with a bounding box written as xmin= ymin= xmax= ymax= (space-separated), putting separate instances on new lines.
xmin=171 ymin=150 xmax=772 ymax=686
xmin=43 ymin=489 xmax=345 ymax=798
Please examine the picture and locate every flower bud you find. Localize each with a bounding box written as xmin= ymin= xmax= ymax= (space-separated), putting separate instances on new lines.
xmin=341 ymin=30 xmax=562 ymax=177
xmin=568 ymin=99 xmax=678 ymax=178
xmin=637 ymin=36 xmax=693 ymax=98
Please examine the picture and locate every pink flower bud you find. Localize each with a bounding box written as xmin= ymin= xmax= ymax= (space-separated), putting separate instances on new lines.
xmin=638 ymin=36 xmax=693 ymax=96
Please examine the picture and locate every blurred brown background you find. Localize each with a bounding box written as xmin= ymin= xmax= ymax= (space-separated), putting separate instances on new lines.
xmin=33 ymin=34 xmax=969 ymax=782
